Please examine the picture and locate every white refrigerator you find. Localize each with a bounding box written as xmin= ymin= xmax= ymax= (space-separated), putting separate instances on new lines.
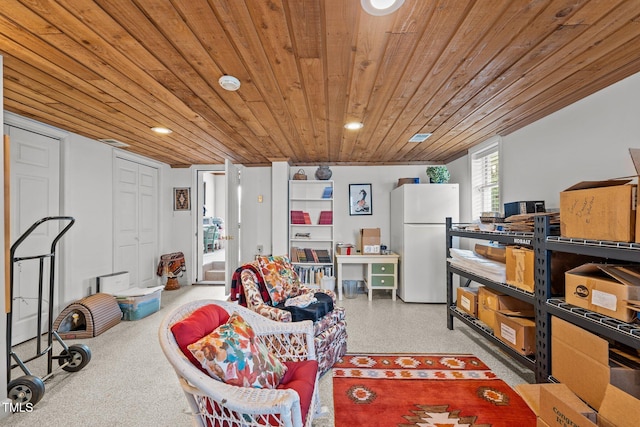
xmin=390 ymin=183 xmax=459 ymax=303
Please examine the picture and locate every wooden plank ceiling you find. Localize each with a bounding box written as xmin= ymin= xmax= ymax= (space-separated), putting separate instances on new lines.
xmin=1 ymin=0 xmax=640 ymax=167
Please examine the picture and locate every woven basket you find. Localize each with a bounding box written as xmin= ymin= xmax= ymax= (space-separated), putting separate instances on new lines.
xmin=293 ymin=169 xmax=307 ymax=180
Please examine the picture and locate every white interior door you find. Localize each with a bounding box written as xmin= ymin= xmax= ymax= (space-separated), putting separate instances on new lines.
xmin=6 ymin=125 xmax=60 ymax=344
xmin=114 ymin=157 xmax=158 ymax=288
xmin=225 ymin=159 xmax=240 ymax=293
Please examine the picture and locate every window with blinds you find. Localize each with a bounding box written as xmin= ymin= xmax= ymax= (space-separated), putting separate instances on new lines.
xmin=471 ymin=142 xmax=500 ymax=220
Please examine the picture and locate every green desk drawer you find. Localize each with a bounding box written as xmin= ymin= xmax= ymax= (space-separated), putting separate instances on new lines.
xmin=372 ymin=263 xmax=394 ymax=274
xmin=371 ymin=275 xmax=394 ymax=288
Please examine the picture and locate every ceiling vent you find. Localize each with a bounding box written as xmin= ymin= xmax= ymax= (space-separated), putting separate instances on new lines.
xmin=408 ymin=133 xmax=432 ymax=143
xmin=99 ymin=138 xmax=130 ymax=148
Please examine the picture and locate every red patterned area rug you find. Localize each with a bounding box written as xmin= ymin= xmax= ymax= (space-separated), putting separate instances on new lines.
xmin=332 ymin=354 xmax=535 ymax=427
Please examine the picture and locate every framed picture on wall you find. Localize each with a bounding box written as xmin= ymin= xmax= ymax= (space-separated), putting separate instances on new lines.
xmin=174 ymin=187 xmax=191 ymax=211
xmin=349 ymin=183 xmax=372 ymax=215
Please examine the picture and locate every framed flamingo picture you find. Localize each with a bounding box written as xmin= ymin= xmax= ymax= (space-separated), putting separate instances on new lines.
xmin=349 ymin=183 xmax=372 ymax=215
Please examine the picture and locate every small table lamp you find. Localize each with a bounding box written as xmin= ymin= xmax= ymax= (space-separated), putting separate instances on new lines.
xmin=157 ymin=252 xmax=186 ymax=290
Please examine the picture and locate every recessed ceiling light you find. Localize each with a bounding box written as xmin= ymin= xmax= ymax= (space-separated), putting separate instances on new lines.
xmin=344 ymin=122 xmax=364 ymax=130
xmin=219 ymin=75 xmax=241 ymax=91
xmin=151 ymin=126 xmax=172 ymax=134
xmin=361 ymin=0 xmax=405 ymax=16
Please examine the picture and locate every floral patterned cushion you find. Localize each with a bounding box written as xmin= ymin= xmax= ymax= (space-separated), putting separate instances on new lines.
xmin=256 ymin=255 xmax=301 ymax=305
xmin=187 ymin=312 xmax=287 ymax=389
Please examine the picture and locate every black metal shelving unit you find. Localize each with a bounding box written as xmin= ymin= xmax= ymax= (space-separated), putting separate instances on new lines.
xmin=535 ymin=215 xmax=640 ymax=382
xmin=445 ymin=217 xmax=537 ymax=373
xmin=447 ymin=216 xmax=640 ymax=384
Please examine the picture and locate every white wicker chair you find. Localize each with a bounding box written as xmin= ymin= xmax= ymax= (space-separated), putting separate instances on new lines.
xmin=158 ymin=299 xmax=319 ymax=427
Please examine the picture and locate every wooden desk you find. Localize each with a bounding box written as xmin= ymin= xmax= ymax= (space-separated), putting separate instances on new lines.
xmin=335 ymin=253 xmax=399 ymax=300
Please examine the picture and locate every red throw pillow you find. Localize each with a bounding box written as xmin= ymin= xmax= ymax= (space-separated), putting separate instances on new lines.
xmin=171 ymin=304 xmax=230 ymax=368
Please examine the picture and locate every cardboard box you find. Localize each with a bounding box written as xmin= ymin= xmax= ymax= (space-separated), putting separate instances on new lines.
xmin=560 ymin=179 xmax=637 ymax=242
xmin=536 ymin=419 xmax=551 ymax=427
xmin=534 ymin=382 xmax=640 ymax=427
xmin=336 ymin=244 xmax=354 ymax=255
xmin=505 ymin=246 xmax=535 ymax=292
xmin=565 ymin=263 xmax=640 ymax=322
xmin=598 ymin=384 xmax=640 ymax=427
xmin=516 ymin=383 xmax=597 ymax=423
xmin=539 ymin=383 xmax=598 ymax=427
xmin=477 ymin=286 xmax=533 ymax=331
xmin=551 ymin=316 xmax=640 ymax=410
xmin=474 ymin=242 xmax=507 ymax=263
xmin=514 ymin=383 xmax=541 ymax=416
xmin=360 ymin=228 xmax=381 ymax=254
xmin=494 ymin=310 xmax=536 ymax=355
xmin=456 ymin=286 xmax=479 ymax=316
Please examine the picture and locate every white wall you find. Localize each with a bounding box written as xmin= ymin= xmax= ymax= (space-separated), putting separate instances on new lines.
xmin=448 ymin=71 xmax=640 ymax=222
xmin=166 ymin=167 xmax=193 ymax=284
xmin=500 ymin=71 xmax=640 ymax=211
xmin=63 ymin=133 xmax=116 ymax=300
xmin=240 ymin=167 xmax=271 ymax=263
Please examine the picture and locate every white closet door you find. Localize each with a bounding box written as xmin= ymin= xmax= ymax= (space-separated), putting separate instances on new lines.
xmin=114 ymin=157 xmax=158 ymax=288
xmin=6 ymin=125 xmax=60 ymax=344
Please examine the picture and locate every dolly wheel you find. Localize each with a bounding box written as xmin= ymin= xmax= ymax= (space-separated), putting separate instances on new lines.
xmin=58 ymin=344 xmax=92 ymax=372
xmin=8 ymin=375 xmax=45 ymax=406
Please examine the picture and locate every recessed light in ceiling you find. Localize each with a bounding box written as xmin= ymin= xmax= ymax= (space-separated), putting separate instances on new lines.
xmin=151 ymin=126 xmax=172 ymax=134
xmin=344 ymin=122 xmax=364 ymax=130
xmin=361 ymin=0 xmax=405 ymax=16
xmin=408 ymin=133 xmax=432 ymax=143
xmin=219 ymin=75 xmax=241 ymax=91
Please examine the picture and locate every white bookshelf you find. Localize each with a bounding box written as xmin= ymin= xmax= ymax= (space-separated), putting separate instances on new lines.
xmin=288 ymin=180 xmax=334 ymax=286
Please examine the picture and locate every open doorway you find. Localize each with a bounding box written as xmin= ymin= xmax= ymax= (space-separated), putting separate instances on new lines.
xmin=196 ymin=171 xmax=226 ymax=284
xmin=193 ymin=161 xmax=240 ymax=291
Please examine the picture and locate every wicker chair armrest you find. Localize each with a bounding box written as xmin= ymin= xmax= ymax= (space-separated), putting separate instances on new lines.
xmin=177 ymin=372 xmax=302 ymax=415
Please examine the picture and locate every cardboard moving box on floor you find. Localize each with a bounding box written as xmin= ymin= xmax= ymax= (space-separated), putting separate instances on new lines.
xmin=515 ymin=383 xmax=597 ymax=422
xmin=517 ymin=382 xmax=640 ymax=427
xmin=551 ymin=316 xmax=640 ymax=410
xmin=565 ymin=263 xmax=640 ymax=322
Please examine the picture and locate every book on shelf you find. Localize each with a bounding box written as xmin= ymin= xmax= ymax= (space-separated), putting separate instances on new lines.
xmin=318 ymin=210 xmax=333 ymax=224
xmin=322 ymin=186 xmax=333 ymax=198
xmin=293 ymin=264 xmax=334 ymax=286
xmin=290 ymin=210 xmax=306 ymax=224
xmin=296 ymin=247 xmax=307 ymax=262
xmin=304 ymin=248 xmax=318 ymax=263
xmin=315 ymin=249 xmax=332 ymax=263
xmin=303 ymin=212 xmax=312 ymax=224
xmin=292 ymin=247 xmax=332 ymax=264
